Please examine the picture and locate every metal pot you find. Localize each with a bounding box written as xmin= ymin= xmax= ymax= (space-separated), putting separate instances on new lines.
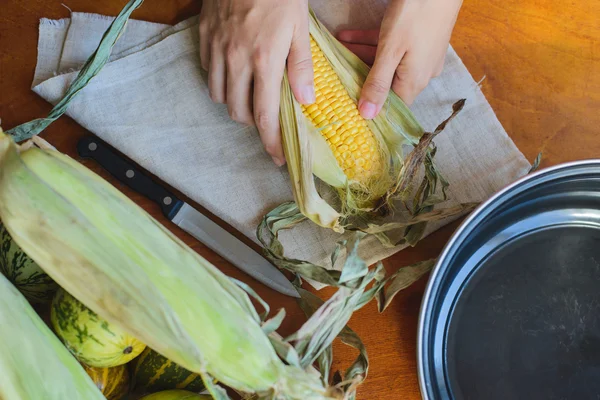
xmin=418 ymin=160 xmax=600 ymax=400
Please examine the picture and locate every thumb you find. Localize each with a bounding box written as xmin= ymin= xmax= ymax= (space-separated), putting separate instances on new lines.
xmin=287 ymin=22 xmax=315 ymax=105
xmin=358 ymin=46 xmax=404 ymax=119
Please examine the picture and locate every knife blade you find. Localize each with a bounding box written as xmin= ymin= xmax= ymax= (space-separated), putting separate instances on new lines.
xmin=76 ymin=136 xmax=299 ymax=298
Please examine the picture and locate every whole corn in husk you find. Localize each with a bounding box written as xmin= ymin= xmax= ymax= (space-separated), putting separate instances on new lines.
xmin=0 ymin=129 xmax=379 ymax=399
xmin=0 ymin=273 xmax=105 ymax=400
xmin=279 ymin=10 xmax=458 ymax=237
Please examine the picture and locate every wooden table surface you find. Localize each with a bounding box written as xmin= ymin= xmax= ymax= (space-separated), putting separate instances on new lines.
xmin=1 ymin=0 xmax=598 ymax=398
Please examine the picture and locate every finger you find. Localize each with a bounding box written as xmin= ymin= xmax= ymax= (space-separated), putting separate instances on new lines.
xmin=337 ymin=29 xmax=380 ymax=46
xmin=198 ymin=1 xmax=213 ymax=71
xmin=287 ymin=20 xmax=315 ymax=105
xmin=226 ymin=66 xmax=254 ymax=125
xmin=390 ymin=60 xmax=428 ymax=106
xmin=208 ymin=41 xmax=226 ymax=103
xmin=338 ymin=42 xmax=377 ymax=65
xmin=433 ymin=54 xmax=445 ymax=77
xmin=198 ymin=25 xmax=210 ymax=71
xmin=254 ymin=57 xmax=286 ymax=166
xmin=358 ymin=45 xmax=405 ymax=119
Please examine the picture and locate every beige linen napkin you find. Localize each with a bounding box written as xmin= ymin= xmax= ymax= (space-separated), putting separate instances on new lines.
xmin=30 ymin=2 xmax=530 ymax=289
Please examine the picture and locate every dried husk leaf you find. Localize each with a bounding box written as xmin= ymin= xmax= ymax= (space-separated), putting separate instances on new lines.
xmin=376 ymin=259 xmax=436 ymax=312
xmin=295 ymin=288 xmax=370 ymax=400
xmin=280 ymin=73 xmax=342 ymax=232
xmin=529 ymin=152 xmax=543 ymax=173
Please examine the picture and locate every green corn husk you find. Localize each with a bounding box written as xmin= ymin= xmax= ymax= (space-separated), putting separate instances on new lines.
xmin=279 ymin=9 xmax=444 ymax=235
xmin=0 ymin=273 xmax=105 ymax=399
xmin=0 ymin=129 xmax=386 ymax=399
xmin=274 ymin=10 xmax=471 ymax=260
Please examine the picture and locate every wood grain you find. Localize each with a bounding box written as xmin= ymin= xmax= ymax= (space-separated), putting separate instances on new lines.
xmin=1 ymin=0 xmax=598 ymax=398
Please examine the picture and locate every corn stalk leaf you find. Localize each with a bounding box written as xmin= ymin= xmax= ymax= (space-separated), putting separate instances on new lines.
xmin=337 ymin=233 xmax=370 ymax=285
xmin=354 ymin=272 xmax=387 ymax=310
xmin=7 ymin=0 xmax=144 ymax=142
xmin=231 ymin=278 xmax=271 ymax=322
xmin=201 ymin=374 xmax=231 ymax=400
xmin=330 ymin=240 xmax=347 ymax=270
xmin=353 ymin=203 xmax=478 ymax=235
xmin=384 ymin=99 xmax=465 ymax=207
xmin=286 ymin=240 xmax=382 ymax=368
xmin=295 ymin=287 xmax=370 ymax=400
xmin=336 ymin=325 xmax=369 ymax=399
xmin=261 ymin=309 xmax=286 ymax=335
xmin=528 ymin=152 xmax=543 ymax=174
xmin=400 ymin=100 xmax=465 ymax=246
xmin=317 ymin=342 xmax=334 ymax=386
xmin=257 ymin=202 xmax=344 ymax=287
xmin=376 ymin=259 xmax=435 ymax=312
xmin=267 ymin=332 xmax=302 ymax=369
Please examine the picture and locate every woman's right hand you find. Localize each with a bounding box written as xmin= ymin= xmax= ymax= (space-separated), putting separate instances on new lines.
xmin=199 ymin=0 xmax=315 ymax=166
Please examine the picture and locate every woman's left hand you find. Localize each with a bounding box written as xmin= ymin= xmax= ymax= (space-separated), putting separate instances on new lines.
xmin=337 ymin=0 xmax=463 ymax=118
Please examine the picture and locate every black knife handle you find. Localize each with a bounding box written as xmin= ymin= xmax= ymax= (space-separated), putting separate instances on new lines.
xmin=77 ymin=136 xmax=184 ymax=220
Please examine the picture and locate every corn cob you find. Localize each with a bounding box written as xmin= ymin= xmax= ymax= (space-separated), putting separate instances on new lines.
xmin=302 ymin=37 xmax=382 ymax=184
xmin=279 ymin=10 xmax=426 ymax=232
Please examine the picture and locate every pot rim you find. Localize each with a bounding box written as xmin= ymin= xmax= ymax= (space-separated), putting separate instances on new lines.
xmin=416 ymin=158 xmax=600 ymax=399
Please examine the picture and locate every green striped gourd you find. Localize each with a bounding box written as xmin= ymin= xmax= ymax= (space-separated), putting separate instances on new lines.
xmin=51 ymin=288 xmax=146 ymax=368
xmin=0 ymin=273 xmax=105 ymax=399
xmin=134 ymin=347 xmax=205 ymax=393
xmin=0 ymin=221 xmax=58 ymax=303
xmin=83 ymin=363 xmax=130 ymax=400
xmin=140 ymin=390 xmax=211 ymax=400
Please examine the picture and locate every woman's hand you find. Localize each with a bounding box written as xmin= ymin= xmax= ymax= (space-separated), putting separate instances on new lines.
xmin=337 ymin=0 xmax=463 ymax=118
xmin=199 ymin=0 xmax=314 ymax=166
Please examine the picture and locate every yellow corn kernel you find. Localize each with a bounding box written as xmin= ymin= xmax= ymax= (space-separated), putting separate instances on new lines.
xmin=301 ymin=37 xmax=382 ymax=183
xmin=313 ymin=114 xmax=326 ymax=125
xmin=305 ymin=104 xmax=319 ymax=114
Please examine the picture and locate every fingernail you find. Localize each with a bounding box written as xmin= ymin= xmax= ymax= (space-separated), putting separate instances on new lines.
xmin=300 ymin=85 xmax=316 ymax=104
xmin=272 ymin=156 xmax=285 ymax=167
xmin=358 ymin=101 xmax=378 ymax=119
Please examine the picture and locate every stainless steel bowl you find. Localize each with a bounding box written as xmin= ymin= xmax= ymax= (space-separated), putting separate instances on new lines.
xmin=418 ymin=160 xmax=600 ymax=400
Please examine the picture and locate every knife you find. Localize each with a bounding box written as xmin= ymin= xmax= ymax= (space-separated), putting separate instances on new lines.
xmin=76 ymin=136 xmax=299 ymax=298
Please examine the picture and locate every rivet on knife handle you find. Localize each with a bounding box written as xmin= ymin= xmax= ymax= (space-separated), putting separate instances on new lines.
xmin=77 ymin=136 xmax=183 ymax=220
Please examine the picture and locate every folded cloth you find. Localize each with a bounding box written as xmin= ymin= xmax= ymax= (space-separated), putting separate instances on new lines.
xmin=30 ymin=2 xmax=530 ymax=289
